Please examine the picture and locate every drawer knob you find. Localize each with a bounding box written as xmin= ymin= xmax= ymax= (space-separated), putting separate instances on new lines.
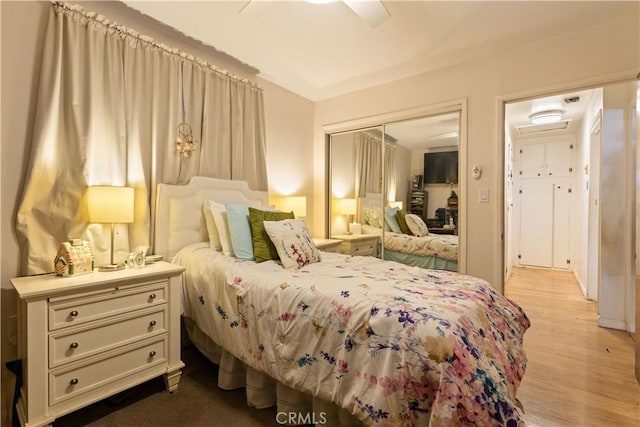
xmin=69 ymin=378 xmax=79 ymax=385
xmin=149 ymin=293 xmax=156 ymax=300
xmin=149 ymin=320 xmax=157 ymax=327
xmin=69 ymin=342 xmax=79 ymax=349
xmin=149 ymin=351 xmax=156 ymax=358
xmin=69 ymin=310 xmax=79 ymax=317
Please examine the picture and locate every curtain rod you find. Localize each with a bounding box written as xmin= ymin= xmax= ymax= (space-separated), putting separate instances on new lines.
xmin=52 ymin=1 xmax=262 ymax=90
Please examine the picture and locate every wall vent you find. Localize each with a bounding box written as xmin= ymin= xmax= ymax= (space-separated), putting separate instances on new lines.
xmin=516 ymin=120 xmax=570 ymax=135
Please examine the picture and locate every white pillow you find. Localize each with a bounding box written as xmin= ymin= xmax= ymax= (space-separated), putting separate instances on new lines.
xmin=203 ymin=200 xmax=222 ymax=251
xmin=211 ymin=206 xmax=234 ymax=257
xmin=405 ymin=214 xmax=429 ymax=237
xmin=263 ymin=219 xmax=321 ymax=269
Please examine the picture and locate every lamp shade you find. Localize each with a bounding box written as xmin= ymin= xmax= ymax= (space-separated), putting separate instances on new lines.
xmin=336 ymin=198 xmax=356 ymax=215
xmin=278 ymin=196 xmax=307 ymax=218
xmin=87 ymin=186 xmax=134 ymax=224
xmin=388 ymin=200 xmax=403 ymax=210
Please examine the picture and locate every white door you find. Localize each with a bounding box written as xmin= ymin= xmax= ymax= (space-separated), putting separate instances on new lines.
xmin=546 ymin=141 xmax=572 ymax=178
xmin=519 ymin=182 xmax=554 ymax=267
xmin=553 ymin=184 xmax=571 ymax=269
xmin=520 ymin=142 xmax=545 ymax=178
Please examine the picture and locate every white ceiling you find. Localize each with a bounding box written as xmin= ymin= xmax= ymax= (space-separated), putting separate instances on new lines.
xmin=123 ymin=1 xmax=629 ymax=102
xmin=121 ymin=1 xmax=626 ymax=147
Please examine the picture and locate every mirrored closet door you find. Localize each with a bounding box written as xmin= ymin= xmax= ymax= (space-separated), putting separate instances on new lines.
xmin=328 ymin=111 xmax=461 ymax=271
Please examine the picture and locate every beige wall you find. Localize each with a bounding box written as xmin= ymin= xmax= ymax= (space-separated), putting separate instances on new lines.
xmin=0 ymin=2 xmax=313 ymax=424
xmin=312 ymin=11 xmax=639 ymax=289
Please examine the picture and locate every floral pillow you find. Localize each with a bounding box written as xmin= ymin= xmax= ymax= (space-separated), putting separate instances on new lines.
xmin=405 ymin=214 xmax=430 ymax=237
xmin=263 ymin=219 xmax=321 ymax=269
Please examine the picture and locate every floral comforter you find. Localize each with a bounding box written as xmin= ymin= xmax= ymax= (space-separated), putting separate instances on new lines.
xmin=174 ymin=243 xmax=529 ymax=426
xmin=383 ymin=232 xmax=458 ymax=263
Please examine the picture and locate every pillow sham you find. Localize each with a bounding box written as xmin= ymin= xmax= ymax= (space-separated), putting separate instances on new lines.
xmin=263 ymin=219 xmax=321 ymax=269
xmin=226 ymin=203 xmax=277 ymax=260
xmin=405 ymin=214 xmax=429 ymax=237
xmin=203 ymin=200 xmax=223 ymax=251
xmin=211 ymin=208 xmax=234 ymax=257
xmin=249 ymin=207 xmax=295 ymax=263
xmin=363 ymin=207 xmax=383 ymax=229
xmin=395 ymin=209 xmax=411 ymax=235
xmin=384 ymin=206 xmax=402 ymax=233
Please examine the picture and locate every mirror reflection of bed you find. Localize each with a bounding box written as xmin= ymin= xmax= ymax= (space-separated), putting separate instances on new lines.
xmin=329 ymin=112 xmax=460 ymax=271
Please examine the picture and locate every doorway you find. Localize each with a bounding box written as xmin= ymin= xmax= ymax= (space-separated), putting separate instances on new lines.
xmin=503 ymin=81 xmax=637 ymax=335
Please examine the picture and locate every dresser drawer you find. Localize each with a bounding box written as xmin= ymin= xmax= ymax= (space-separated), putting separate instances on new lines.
xmin=48 ymin=282 xmax=167 ymax=331
xmin=49 ymin=307 xmax=167 ymax=368
xmin=49 ymin=337 xmax=167 ymax=405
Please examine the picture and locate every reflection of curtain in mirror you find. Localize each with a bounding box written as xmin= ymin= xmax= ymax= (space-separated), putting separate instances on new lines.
xmin=385 ymin=144 xmax=397 ymax=204
xmin=354 ymin=133 xmax=383 ymax=197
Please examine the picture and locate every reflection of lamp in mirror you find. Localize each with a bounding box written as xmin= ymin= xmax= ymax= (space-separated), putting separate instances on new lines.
xmin=87 ymin=186 xmax=134 ymax=271
xmin=275 ymin=196 xmax=307 ymax=218
xmin=336 ymin=198 xmax=358 ymax=234
xmin=388 ymin=200 xmax=403 ymax=210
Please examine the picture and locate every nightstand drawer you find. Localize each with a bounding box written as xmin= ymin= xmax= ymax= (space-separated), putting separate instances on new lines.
xmin=350 ymin=241 xmax=375 ymax=256
xmin=49 ymin=337 xmax=167 ymax=405
xmin=48 ymin=281 xmax=167 ymax=331
xmin=49 ymin=307 xmax=167 ymax=368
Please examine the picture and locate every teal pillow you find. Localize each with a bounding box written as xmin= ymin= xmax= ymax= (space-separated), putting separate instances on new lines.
xmin=384 ymin=206 xmax=402 ymax=233
xmin=396 ymin=209 xmax=411 ymax=235
xmin=249 ymin=208 xmax=295 ymax=262
xmin=225 ymin=203 xmax=277 ymax=260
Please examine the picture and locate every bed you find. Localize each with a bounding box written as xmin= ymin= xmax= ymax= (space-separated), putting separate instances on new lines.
xmin=154 ymin=177 xmax=530 ymax=426
xmin=359 ymin=194 xmax=459 ymax=271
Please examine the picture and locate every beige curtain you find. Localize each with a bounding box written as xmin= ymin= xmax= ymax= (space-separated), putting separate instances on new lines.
xmin=16 ymin=2 xmax=267 ymax=275
xmin=385 ymin=143 xmax=397 ymax=203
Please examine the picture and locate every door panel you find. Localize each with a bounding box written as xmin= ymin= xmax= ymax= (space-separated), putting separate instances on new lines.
xmin=520 ymin=182 xmax=553 ymax=267
xmin=520 ymin=142 xmax=545 ymax=178
xmin=553 ymin=184 xmax=571 ymax=269
xmin=546 ymin=141 xmax=572 ymax=178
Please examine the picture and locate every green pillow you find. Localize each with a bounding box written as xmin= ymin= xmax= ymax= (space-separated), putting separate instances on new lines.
xmin=249 ymin=207 xmax=295 ymax=262
xmin=396 ymin=209 xmax=411 ymax=235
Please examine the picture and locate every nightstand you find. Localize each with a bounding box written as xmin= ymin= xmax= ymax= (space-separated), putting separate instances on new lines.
xmin=312 ymin=238 xmax=343 ymax=253
xmin=11 ymin=261 xmax=185 ymax=427
xmin=331 ymin=234 xmax=379 ymax=257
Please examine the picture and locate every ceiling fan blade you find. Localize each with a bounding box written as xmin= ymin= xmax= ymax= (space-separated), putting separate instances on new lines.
xmin=342 ymin=0 xmax=390 ymax=28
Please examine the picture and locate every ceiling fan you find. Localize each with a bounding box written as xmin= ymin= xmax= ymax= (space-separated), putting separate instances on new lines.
xmin=239 ymin=0 xmax=391 ymax=28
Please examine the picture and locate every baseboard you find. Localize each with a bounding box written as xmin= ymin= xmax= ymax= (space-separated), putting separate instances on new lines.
xmin=572 ymin=270 xmax=588 ymax=299
xmin=597 ymin=316 xmax=627 ymax=331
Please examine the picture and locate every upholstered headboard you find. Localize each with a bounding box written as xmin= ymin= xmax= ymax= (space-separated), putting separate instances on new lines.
xmin=154 ymin=177 xmax=268 ymax=259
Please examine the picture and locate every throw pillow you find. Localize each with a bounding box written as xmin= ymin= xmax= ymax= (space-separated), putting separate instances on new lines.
xmin=225 ymin=203 xmax=277 ymax=260
xmin=395 ymin=209 xmax=411 ymax=235
xmin=384 ymin=206 xmax=402 ymax=233
xmin=405 ymin=214 xmax=430 ymax=237
xmin=211 ymin=208 xmax=234 ymax=257
xmin=249 ymin=207 xmax=295 ymax=263
xmin=203 ymin=200 xmax=223 ymax=251
xmin=263 ymin=219 xmax=321 ymax=269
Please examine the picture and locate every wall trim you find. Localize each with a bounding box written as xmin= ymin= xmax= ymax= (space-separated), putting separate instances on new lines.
xmin=598 ymin=316 xmax=627 ymax=331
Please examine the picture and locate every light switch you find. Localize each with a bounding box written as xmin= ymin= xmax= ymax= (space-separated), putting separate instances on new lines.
xmin=479 ymin=188 xmax=489 ymax=202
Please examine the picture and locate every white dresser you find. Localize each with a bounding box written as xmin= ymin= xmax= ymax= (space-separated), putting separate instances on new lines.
xmin=11 ymin=261 xmax=185 ymax=427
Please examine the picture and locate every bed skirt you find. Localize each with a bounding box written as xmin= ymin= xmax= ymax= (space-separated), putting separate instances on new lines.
xmin=183 ymin=316 xmax=362 ymax=426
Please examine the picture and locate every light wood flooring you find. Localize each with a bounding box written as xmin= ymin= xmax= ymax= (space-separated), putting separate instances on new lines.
xmin=505 ymin=266 xmax=639 ymax=427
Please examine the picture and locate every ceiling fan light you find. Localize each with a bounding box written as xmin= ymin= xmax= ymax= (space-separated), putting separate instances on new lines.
xmin=529 ymin=110 xmax=563 ymax=125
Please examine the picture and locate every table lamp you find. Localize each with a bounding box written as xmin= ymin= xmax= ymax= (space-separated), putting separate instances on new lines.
xmin=336 ymin=198 xmax=357 ymax=234
xmin=87 ymin=186 xmax=134 ymax=271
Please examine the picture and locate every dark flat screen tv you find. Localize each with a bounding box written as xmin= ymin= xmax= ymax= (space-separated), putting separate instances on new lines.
xmin=424 ymin=151 xmax=458 ymax=184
